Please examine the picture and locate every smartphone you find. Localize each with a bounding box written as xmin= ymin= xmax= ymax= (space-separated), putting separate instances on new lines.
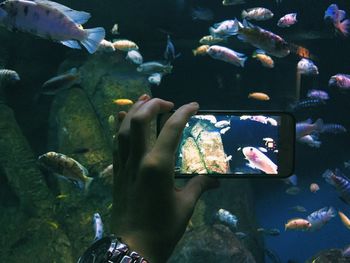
xmin=158 ymin=111 xmax=295 ymax=178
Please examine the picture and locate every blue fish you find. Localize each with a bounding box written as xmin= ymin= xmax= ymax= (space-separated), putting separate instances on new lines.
xmin=164 ymin=35 xmax=181 ymax=62
xmin=323 ymin=169 xmax=350 ymax=205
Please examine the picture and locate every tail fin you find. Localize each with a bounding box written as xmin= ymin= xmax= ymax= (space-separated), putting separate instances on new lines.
xmin=336 ymin=19 xmax=350 ymax=37
xmin=81 ymin=27 xmax=106 ymax=54
xmin=239 ymin=56 xmax=248 ymax=67
xmin=164 ymin=65 xmax=173 ymax=74
xmin=328 ymin=207 xmax=336 ymax=218
xmin=314 ymin=118 xmax=324 ymax=132
xmin=242 ymin=10 xmax=248 ymax=19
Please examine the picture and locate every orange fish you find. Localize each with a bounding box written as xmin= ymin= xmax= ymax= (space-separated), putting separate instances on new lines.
xmin=338 ymin=211 xmax=350 ymax=230
xmin=113 ymin=99 xmax=134 ymax=106
xmin=285 ymin=218 xmax=312 ymax=231
xmin=248 ymin=92 xmax=270 ymax=101
xmin=193 ymin=45 xmax=210 ymax=56
xmin=252 ymin=50 xmax=274 ymax=68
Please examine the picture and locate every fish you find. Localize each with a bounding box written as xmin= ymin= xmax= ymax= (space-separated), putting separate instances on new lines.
xmin=323 ymin=169 xmax=350 ymax=205
xmin=111 ymin=23 xmax=120 ymax=35
xmin=241 ymin=115 xmax=273 ymax=125
xmin=277 ymin=13 xmax=297 ymax=28
xmin=321 ymin=124 xmax=347 ymax=134
xmin=283 ymin=174 xmax=298 ymax=186
xmin=258 ymin=147 xmax=267 ymax=153
xmin=298 ymin=134 xmax=321 ymax=148
xmin=41 ymin=68 xmax=80 ymax=95
xmin=257 ymin=228 xmax=280 ymax=236
xmin=235 ymin=232 xmax=248 ymax=240
xmin=288 ymin=206 xmax=307 ymax=213
xmin=307 ymin=207 xmax=336 ymax=231
xmin=329 ymin=74 xmax=350 ymax=90
xmin=242 ymin=147 xmax=278 ymax=174
xmin=207 ymin=45 xmax=247 ymax=67
xmin=285 ymin=218 xmax=312 ymax=231
xmin=164 ymin=35 xmax=180 ymax=62
xmin=297 ymin=58 xmax=319 ymax=75
xmin=248 ymin=92 xmax=270 ymax=101
xmin=113 ymin=99 xmax=133 ymax=106
xmin=0 ymin=69 xmax=20 ymax=84
xmin=295 ymin=118 xmax=323 ymax=140
xmin=231 ymin=19 xmax=290 ymax=58
xmin=97 ymin=39 xmax=115 ymax=53
xmin=148 ymin=73 xmax=163 ymax=86
xmin=285 ymin=186 xmax=301 ymax=195
xmin=126 ymin=50 xmax=143 ymax=65
xmin=225 ymin=155 xmax=232 ymax=162
xmin=191 ymin=7 xmax=214 ymax=21
xmin=199 ymin=35 xmax=225 ymax=45
xmin=290 ymin=99 xmax=326 ymax=111
xmin=338 ymin=211 xmax=350 ymax=230
xmin=209 ymin=20 xmax=238 ymax=38
xmin=343 ymin=245 xmax=350 ymax=257
xmin=215 ymin=208 xmax=238 ymax=229
xmin=112 ymin=39 xmax=138 ymax=51
xmin=306 ymin=89 xmax=329 ymax=100
xmin=324 ymin=4 xmax=350 ymax=36
xmin=137 ymin=62 xmax=173 ymax=74
xmin=47 ymin=221 xmax=59 ymax=230
xmin=310 ymin=183 xmax=320 ymax=193
xmin=241 ymin=8 xmax=274 ymax=21
xmin=192 ymin=45 xmax=210 ymax=56
xmin=215 ymin=120 xmax=230 ymax=128
xmin=38 ymin=151 xmax=93 ymax=191
xmin=220 ymin=126 xmax=231 ymax=134
xmin=0 ymin=0 xmax=105 ymax=54
xmin=345 ymin=161 xmax=350 ymax=169
xmin=93 ymin=213 xmax=103 ymax=241
xmin=56 ymin=194 xmax=69 ymax=200
xmin=222 ymin=0 xmax=245 ymax=6
xmin=252 ymin=50 xmax=274 ymax=68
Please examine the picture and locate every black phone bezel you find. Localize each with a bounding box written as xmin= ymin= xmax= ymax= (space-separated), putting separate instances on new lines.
xmin=157 ymin=110 xmax=295 ymax=178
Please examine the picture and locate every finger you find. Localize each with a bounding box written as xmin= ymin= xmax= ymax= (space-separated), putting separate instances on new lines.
xmin=115 ymin=94 xmax=151 ymax=165
xmin=129 ymin=98 xmax=174 ymax=163
xmin=153 ymin=102 xmax=199 ymax=156
xmin=180 ymin=175 xmax=219 ymax=210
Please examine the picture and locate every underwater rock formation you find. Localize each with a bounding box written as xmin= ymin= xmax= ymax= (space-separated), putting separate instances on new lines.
xmin=180 ymin=120 xmax=229 ymax=174
xmin=169 ymin=224 xmax=256 ymax=263
xmin=307 ymin=248 xmax=350 ymax=263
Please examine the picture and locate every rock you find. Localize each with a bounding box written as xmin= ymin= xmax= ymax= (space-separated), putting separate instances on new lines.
xmin=168 ymin=224 xmax=256 ymax=263
xmin=307 ymin=248 xmax=350 ymax=263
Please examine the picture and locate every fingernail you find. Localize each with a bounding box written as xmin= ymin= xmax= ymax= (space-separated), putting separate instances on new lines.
xmin=138 ymin=94 xmax=150 ymax=101
xmin=189 ymin=102 xmax=199 ymax=107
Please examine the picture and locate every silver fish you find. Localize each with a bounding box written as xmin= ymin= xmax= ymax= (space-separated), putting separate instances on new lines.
xmin=297 ymin=58 xmax=319 ymax=75
xmin=137 ymin=62 xmax=172 ymax=74
xmin=97 ymin=39 xmax=115 ymax=53
xmin=42 ymin=68 xmax=80 ymax=95
xmin=0 ymin=0 xmax=105 ymax=54
xmin=0 ymin=69 xmax=20 ymax=84
xmin=329 ymin=74 xmax=350 ymax=90
xmin=126 ymin=50 xmax=143 ymax=65
xmin=207 ymin=45 xmax=247 ymax=67
xmin=216 ymin=208 xmax=238 ymax=229
xmin=306 ymin=89 xmax=329 ymax=100
xmin=222 ymin=0 xmax=245 ymax=6
xmin=93 ymin=213 xmax=104 ymax=241
xmin=288 ymin=205 xmax=307 ymax=213
xmin=285 ymin=186 xmax=301 ymax=195
xmin=148 ymin=73 xmax=163 ymax=86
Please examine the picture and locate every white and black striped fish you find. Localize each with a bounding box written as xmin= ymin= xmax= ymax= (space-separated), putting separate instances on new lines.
xmin=0 ymin=0 xmax=105 ymax=54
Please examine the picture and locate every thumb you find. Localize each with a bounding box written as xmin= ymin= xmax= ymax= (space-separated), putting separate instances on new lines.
xmin=180 ymin=175 xmax=220 ymax=209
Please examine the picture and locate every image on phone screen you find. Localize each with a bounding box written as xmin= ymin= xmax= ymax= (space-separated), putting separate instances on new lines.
xmin=173 ymin=112 xmax=294 ymax=177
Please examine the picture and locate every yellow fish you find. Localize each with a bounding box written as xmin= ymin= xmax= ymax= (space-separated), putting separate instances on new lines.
xmin=192 ymin=45 xmax=210 ymax=56
xmin=248 ymin=92 xmax=270 ymax=101
xmin=47 ymin=221 xmax=59 ymax=230
xmin=338 ymin=211 xmax=350 ymax=229
xmin=252 ymin=50 xmax=274 ymax=68
xmin=113 ymin=99 xmax=134 ymax=106
xmin=56 ymin=194 xmax=69 ymax=200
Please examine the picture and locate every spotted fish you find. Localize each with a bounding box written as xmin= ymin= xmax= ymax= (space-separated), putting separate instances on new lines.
xmin=0 ymin=0 xmax=105 ymax=53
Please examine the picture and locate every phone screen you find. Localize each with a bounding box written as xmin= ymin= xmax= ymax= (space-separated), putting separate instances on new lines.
xmin=165 ymin=112 xmax=295 ymax=177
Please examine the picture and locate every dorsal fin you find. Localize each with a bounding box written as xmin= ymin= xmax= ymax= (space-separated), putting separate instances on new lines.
xmin=34 ymin=0 xmax=91 ymax=24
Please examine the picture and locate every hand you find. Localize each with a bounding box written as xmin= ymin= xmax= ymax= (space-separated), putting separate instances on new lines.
xmin=111 ymin=95 xmax=219 ymax=263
